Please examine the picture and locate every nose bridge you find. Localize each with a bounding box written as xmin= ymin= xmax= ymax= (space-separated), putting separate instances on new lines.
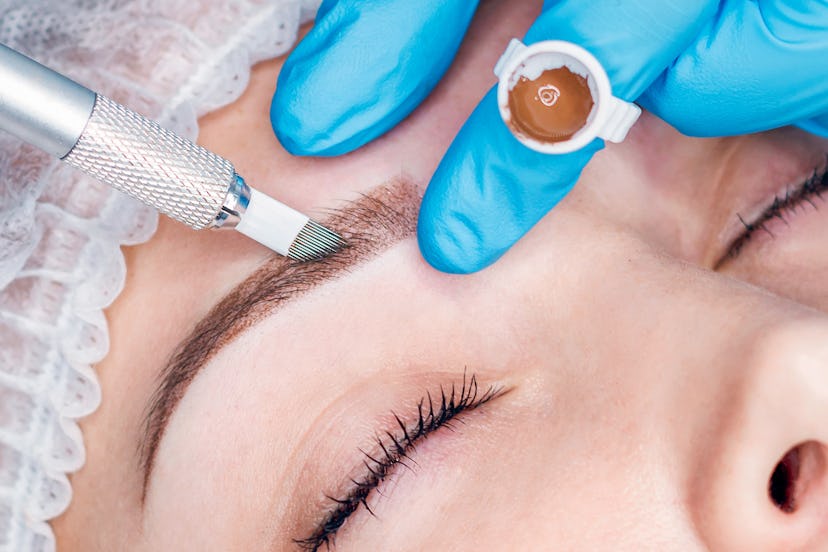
xmin=527 ymin=218 xmax=828 ymax=547
xmin=753 ymin=321 xmax=828 ymax=436
xmin=690 ymin=318 xmax=828 ymax=550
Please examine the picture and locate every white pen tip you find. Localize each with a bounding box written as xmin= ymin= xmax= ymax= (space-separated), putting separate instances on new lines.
xmin=235 ymin=188 xmax=345 ymax=260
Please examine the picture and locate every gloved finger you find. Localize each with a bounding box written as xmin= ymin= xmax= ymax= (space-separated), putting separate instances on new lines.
xmin=418 ymin=89 xmax=598 ymax=274
xmin=271 ymin=0 xmax=479 ymax=157
xmin=418 ymin=0 xmax=718 ymax=274
xmin=797 ymin=113 xmax=828 ymax=138
xmin=640 ymin=0 xmax=828 ymax=136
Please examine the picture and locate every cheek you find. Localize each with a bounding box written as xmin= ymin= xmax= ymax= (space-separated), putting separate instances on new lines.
xmin=333 ymin=385 xmax=700 ymax=551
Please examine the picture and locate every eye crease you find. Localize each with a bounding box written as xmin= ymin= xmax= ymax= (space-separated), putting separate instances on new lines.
xmin=722 ymin=157 xmax=828 ymax=263
xmin=293 ymin=373 xmax=507 ymax=551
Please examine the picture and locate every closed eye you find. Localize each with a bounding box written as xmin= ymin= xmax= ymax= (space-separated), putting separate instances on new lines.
xmin=720 ymin=159 xmax=827 ymax=264
xmin=293 ymin=372 xmax=507 ymax=551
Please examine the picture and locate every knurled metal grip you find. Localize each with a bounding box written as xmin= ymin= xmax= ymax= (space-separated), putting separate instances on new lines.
xmin=63 ymin=95 xmax=234 ymax=229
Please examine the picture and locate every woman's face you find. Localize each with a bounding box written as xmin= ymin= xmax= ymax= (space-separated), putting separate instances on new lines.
xmin=53 ymin=1 xmax=828 ymax=550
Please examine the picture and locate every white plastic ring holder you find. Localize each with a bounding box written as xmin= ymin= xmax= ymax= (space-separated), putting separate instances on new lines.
xmin=494 ymin=39 xmax=642 ymax=154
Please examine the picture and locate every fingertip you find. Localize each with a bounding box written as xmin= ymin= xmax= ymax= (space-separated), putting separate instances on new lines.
xmin=796 ymin=114 xmax=828 ymax=138
xmin=416 ymin=209 xmax=494 ymax=274
xmin=269 ymin=4 xmax=368 ymax=157
xmin=414 ymin=86 xmax=597 ymax=274
xmin=271 ymin=57 xmax=353 ymax=157
xmin=270 ymin=54 xmax=319 ymax=155
xmin=269 ymin=91 xmax=306 ymax=155
xmin=269 ymin=96 xmax=349 ymax=157
xmin=271 ymin=0 xmax=478 ymax=158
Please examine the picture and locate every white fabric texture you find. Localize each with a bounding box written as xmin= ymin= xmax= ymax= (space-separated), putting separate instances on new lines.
xmin=0 ymin=1 xmax=320 ymax=550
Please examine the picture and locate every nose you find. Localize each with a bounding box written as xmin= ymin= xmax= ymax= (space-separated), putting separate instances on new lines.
xmin=693 ymin=319 xmax=828 ymax=551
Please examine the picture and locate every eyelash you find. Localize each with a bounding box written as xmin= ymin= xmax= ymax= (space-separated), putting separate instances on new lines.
xmin=726 ymin=159 xmax=828 ymax=260
xmin=293 ymin=372 xmax=504 ymax=551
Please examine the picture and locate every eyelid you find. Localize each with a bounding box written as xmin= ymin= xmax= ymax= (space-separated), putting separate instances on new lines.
xmin=717 ymin=162 xmax=828 ymax=267
xmin=138 ymin=178 xmax=422 ymax=502
xmin=293 ymin=372 xmax=508 ymax=551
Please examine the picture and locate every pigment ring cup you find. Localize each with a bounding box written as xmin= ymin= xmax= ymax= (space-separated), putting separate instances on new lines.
xmin=494 ymin=39 xmax=642 ymax=154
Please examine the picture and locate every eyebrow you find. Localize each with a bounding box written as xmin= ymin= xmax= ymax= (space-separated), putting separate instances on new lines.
xmin=139 ymin=177 xmax=420 ymax=499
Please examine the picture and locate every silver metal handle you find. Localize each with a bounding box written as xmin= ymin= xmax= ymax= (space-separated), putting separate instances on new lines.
xmin=0 ymin=44 xmax=247 ymax=230
xmin=0 ymin=43 xmax=96 ymax=158
xmin=62 ymin=95 xmax=238 ymax=230
xmin=0 ymin=44 xmax=344 ymax=258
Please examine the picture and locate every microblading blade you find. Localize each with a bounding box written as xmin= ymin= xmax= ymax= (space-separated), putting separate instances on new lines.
xmin=235 ymin=188 xmax=346 ymax=260
xmin=287 ymin=219 xmax=347 ymax=261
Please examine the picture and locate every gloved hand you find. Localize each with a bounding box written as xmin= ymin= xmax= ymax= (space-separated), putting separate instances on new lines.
xmin=272 ymin=0 xmax=828 ymax=273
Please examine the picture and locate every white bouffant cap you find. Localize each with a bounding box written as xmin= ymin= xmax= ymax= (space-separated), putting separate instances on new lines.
xmin=0 ymin=1 xmax=320 ymax=550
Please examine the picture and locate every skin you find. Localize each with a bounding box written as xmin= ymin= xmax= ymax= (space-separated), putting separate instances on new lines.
xmin=52 ymin=0 xmax=828 ymax=550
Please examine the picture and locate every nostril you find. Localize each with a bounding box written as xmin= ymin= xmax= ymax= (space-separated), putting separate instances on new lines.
xmin=769 ymin=447 xmax=801 ymax=512
xmin=768 ymin=441 xmax=826 ymax=514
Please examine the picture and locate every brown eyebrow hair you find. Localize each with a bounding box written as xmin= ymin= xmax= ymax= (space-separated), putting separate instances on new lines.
xmin=139 ymin=177 xmax=420 ymax=500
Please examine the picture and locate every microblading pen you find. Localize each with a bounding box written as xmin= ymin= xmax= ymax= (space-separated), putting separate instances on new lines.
xmin=0 ymin=43 xmax=344 ymax=261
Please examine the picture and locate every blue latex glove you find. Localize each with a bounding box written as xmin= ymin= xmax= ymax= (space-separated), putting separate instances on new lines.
xmin=272 ymin=0 xmax=828 ymax=273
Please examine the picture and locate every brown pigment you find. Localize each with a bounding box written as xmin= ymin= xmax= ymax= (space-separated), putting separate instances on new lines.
xmin=508 ymin=66 xmax=594 ymax=143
